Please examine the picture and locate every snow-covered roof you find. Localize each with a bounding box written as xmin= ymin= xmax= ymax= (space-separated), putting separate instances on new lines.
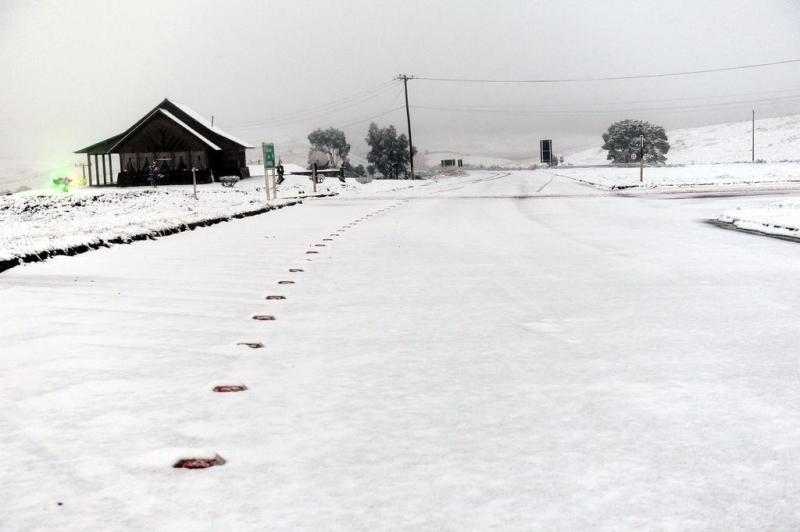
xmin=157 ymin=109 xmax=221 ymax=150
xmin=172 ymin=101 xmax=255 ymax=149
xmin=108 ymin=109 xmax=222 ymax=152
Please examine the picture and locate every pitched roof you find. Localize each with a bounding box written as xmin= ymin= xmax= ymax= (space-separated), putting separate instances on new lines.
xmin=172 ymin=101 xmax=254 ymax=149
xmin=76 ymin=98 xmax=253 ymax=154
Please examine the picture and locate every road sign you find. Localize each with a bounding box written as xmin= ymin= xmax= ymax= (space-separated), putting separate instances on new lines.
xmin=540 ymin=139 xmax=553 ymax=165
xmin=262 ymin=142 xmax=276 ymax=169
xmin=630 ymin=152 xmax=638 ymax=161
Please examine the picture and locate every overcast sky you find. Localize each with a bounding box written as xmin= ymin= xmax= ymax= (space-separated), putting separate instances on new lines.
xmin=2 ymin=0 xmax=800 ymax=184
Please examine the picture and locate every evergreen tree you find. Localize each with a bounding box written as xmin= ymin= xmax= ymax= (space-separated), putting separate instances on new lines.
xmin=365 ymin=122 xmax=416 ymax=178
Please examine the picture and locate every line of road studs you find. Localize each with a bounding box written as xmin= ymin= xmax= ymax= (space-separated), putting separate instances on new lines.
xmin=183 ymin=206 xmax=400 ymax=471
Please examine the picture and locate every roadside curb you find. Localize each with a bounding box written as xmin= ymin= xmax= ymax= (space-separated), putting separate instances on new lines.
xmin=705 ymin=218 xmax=800 ymax=244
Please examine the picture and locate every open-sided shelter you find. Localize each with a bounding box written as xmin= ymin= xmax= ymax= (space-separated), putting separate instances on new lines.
xmin=75 ymin=99 xmax=253 ymax=186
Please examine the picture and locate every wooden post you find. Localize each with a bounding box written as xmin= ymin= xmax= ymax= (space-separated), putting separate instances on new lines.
xmin=192 ymin=167 xmax=198 ymax=199
xmin=271 ymin=168 xmax=277 ymax=199
xmin=312 ymin=163 xmax=318 ymax=194
xmin=264 ymin=164 xmax=269 ymax=201
xmin=86 ymin=154 xmax=93 ymax=186
xmin=94 ymin=154 xmax=100 ymax=185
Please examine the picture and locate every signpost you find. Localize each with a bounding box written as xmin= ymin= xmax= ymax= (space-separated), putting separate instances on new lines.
xmin=262 ymin=142 xmax=276 ymax=201
xmin=540 ymin=140 xmax=553 ymax=166
xmin=639 ymin=135 xmax=644 ymax=183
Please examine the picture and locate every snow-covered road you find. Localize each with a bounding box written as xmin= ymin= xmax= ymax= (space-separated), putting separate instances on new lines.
xmin=2 ymin=171 xmax=800 ymax=530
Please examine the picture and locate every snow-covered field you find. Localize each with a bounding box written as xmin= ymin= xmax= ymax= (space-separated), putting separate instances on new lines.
xmin=541 ymin=161 xmax=800 ymax=191
xmin=564 ymin=113 xmax=800 ymax=165
xmin=0 ymin=176 xmax=432 ymax=269
xmin=3 ymin=171 xmax=800 ymax=530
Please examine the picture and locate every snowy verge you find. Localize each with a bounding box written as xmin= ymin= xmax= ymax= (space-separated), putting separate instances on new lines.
xmin=717 ymin=200 xmax=800 ymax=240
xmin=0 ymin=174 xmax=442 ymax=272
xmin=542 ymin=162 xmax=800 ymax=192
xmin=0 ymin=184 xmax=304 ymax=272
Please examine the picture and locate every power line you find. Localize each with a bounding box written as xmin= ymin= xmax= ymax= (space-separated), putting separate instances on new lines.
xmin=412 ymin=93 xmax=800 ymax=116
xmin=417 ymin=87 xmax=800 ymax=110
xmin=229 ymin=80 xmax=396 ymax=129
xmin=338 ymin=105 xmax=406 ymax=128
xmin=414 ymin=58 xmax=800 ymax=84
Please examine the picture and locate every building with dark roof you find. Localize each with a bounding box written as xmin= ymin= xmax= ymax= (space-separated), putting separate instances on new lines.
xmin=76 ymin=99 xmax=253 ymax=186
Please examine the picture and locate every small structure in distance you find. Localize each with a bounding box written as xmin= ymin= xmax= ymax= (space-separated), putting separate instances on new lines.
xmin=441 ymin=159 xmax=463 ymax=168
xmin=76 ymin=98 xmax=254 ymax=187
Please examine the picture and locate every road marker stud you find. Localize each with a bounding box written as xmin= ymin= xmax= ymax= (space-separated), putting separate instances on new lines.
xmin=306 ymin=251 xmax=319 ymax=254
xmin=237 ymin=341 xmax=264 ymax=349
xmin=265 ymin=295 xmax=286 ymax=300
xmin=279 ymin=280 xmax=295 ymax=284
xmin=174 ymin=455 xmax=226 ymax=469
xmin=289 ymin=268 xmax=304 ymax=273
xmin=213 ymin=384 xmax=248 ymax=393
xmin=253 ymin=315 xmax=276 ymax=321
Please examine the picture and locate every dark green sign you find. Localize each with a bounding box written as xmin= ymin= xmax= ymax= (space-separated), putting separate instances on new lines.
xmin=262 ymin=142 xmax=276 ymax=169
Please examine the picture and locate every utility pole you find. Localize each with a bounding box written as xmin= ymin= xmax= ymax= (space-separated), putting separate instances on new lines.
xmin=397 ymin=74 xmax=415 ymax=180
xmin=752 ymin=109 xmax=755 ymax=163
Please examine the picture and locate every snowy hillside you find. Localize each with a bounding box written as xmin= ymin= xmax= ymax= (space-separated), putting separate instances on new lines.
xmin=565 ymin=114 xmax=800 ymax=165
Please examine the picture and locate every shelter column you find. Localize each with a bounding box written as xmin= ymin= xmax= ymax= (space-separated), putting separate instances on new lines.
xmin=86 ymin=154 xmax=93 ymax=186
xmin=102 ymin=155 xmax=107 ymax=185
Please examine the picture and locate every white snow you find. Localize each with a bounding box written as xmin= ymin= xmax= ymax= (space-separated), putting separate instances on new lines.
xmin=540 ymin=162 xmax=800 ymax=191
xmin=0 ymin=184 xmax=296 ymax=263
xmin=565 ymin=113 xmax=800 ymax=165
xmin=3 ymin=171 xmax=800 ymax=529
xmin=718 ymin=199 xmax=800 ymax=239
xmin=0 ymin=176 xmax=439 ymax=265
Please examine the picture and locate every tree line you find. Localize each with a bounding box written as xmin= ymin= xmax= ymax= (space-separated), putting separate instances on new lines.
xmin=306 ymin=122 xmax=415 ymax=179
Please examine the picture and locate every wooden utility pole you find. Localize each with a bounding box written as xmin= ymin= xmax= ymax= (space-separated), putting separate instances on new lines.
xmin=397 ymin=74 xmax=415 ymax=180
xmin=752 ymin=109 xmax=755 ymax=162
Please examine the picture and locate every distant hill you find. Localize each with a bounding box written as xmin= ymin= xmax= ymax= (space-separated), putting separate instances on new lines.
xmin=564 ymin=114 xmax=800 ymax=166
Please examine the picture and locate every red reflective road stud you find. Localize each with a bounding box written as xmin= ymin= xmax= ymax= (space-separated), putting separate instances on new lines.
xmin=253 ymin=315 xmax=276 ymax=321
xmin=174 ymin=455 xmax=226 ymax=469
xmin=213 ymin=385 xmax=248 ymax=393
xmin=265 ymin=295 xmax=286 ymax=300
xmin=289 ymin=269 xmax=304 ymax=273
xmin=279 ymin=280 xmax=295 ymax=284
